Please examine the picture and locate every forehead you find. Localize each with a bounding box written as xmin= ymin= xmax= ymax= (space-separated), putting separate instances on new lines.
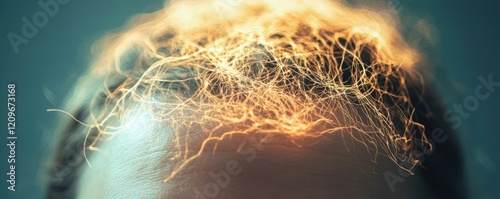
xmin=76 ymin=109 xmax=429 ymax=199
xmin=77 ymin=127 xmax=356 ymax=198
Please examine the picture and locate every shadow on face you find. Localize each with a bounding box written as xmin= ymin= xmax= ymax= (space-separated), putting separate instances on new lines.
xmin=162 ymin=132 xmax=434 ymax=199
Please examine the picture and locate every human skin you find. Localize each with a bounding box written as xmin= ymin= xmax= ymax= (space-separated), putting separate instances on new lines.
xmin=76 ymin=110 xmax=430 ymax=199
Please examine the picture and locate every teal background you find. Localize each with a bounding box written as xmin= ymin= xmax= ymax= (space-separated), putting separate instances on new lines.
xmin=0 ymin=0 xmax=499 ymax=198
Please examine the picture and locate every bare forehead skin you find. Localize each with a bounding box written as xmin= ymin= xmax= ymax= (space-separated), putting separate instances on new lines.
xmin=76 ymin=109 xmax=430 ymax=199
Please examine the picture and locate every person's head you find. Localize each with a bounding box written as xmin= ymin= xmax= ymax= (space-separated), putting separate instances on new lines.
xmin=46 ymin=0 xmax=466 ymax=198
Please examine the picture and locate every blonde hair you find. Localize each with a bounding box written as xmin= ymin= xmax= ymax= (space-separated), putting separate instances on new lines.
xmin=50 ymin=0 xmax=432 ymax=187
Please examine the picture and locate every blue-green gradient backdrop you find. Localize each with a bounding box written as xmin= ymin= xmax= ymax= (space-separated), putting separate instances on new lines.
xmin=1 ymin=0 xmax=499 ymax=198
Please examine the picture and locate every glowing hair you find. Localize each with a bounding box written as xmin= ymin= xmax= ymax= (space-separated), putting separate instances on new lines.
xmin=54 ymin=0 xmax=432 ymax=184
